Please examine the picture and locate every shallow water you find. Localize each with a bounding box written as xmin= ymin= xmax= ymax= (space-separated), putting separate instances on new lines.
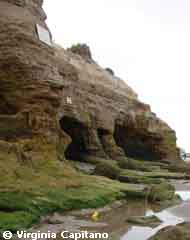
xmin=81 ymin=190 xmax=190 ymax=240
xmin=34 ymin=182 xmax=190 ymax=240
xmin=122 ymin=207 xmax=184 ymax=240
xmin=36 ymin=200 xmax=156 ymax=239
xmin=176 ymin=191 xmax=190 ymax=201
xmin=121 ymin=189 xmax=190 ymax=240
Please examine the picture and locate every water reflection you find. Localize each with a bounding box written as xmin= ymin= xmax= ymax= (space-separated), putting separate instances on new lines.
xmin=122 ymin=209 xmax=184 ymax=240
xmin=86 ymin=192 xmax=190 ymax=240
xmin=121 ymin=191 xmax=190 ymax=240
xmin=83 ymin=191 xmax=190 ymax=240
xmin=176 ymin=191 xmax=190 ymax=201
xmin=121 ymin=226 xmax=154 ymax=240
xmin=36 ymin=191 xmax=190 ymax=240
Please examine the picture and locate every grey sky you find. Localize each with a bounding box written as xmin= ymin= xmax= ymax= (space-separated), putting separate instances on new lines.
xmin=44 ymin=0 xmax=190 ymax=151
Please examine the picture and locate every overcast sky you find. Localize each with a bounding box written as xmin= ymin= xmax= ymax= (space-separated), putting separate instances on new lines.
xmin=44 ymin=0 xmax=190 ymax=152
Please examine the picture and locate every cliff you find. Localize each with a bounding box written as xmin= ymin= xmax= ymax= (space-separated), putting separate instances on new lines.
xmin=0 ymin=0 xmax=179 ymax=168
xmin=55 ymin=44 xmax=179 ymax=162
xmin=0 ymin=0 xmax=186 ymax=232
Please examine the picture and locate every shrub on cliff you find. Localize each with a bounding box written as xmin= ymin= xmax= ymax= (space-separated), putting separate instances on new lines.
xmin=105 ymin=67 xmax=114 ymax=76
xmin=68 ymin=43 xmax=92 ymax=61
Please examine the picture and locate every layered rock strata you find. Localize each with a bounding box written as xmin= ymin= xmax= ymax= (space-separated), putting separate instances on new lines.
xmin=0 ymin=0 xmax=179 ymax=167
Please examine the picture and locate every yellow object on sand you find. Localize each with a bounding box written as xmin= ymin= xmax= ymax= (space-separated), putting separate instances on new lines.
xmin=91 ymin=211 xmax=99 ymax=221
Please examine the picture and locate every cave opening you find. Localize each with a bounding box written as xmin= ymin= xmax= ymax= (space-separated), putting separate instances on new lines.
xmin=97 ymin=128 xmax=109 ymax=141
xmin=59 ymin=116 xmax=89 ymax=161
xmin=114 ymin=124 xmax=161 ymax=161
xmin=97 ymin=128 xmax=109 ymax=153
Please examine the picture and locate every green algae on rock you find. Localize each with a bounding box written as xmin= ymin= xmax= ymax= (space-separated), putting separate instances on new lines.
xmin=150 ymin=223 xmax=190 ymax=240
xmin=148 ymin=183 xmax=175 ymax=202
xmin=127 ymin=215 xmax=162 ymax=228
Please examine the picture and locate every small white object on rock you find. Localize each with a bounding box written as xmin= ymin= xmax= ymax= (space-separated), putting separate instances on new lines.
xmin=36 ymin=24 xmax=52 ymax=46
xmin=66 ymin=97 xmax=72 ymax=104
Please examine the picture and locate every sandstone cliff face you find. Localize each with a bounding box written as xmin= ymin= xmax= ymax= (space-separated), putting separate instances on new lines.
xmin=55 ymin=45 xmax=179 ymax=161
xmin=0 ymin=0 xmax=179 ymax=167
xmin=0 ymin=0 xmax=65 ymax=165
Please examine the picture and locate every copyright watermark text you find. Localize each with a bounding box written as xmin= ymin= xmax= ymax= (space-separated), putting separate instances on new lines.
xmin=2 ymin=230 xmax=109 ymax=240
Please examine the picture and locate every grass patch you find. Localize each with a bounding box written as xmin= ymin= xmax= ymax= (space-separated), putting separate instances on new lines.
xmin=0 ymin=211 xmax=38 ymax=233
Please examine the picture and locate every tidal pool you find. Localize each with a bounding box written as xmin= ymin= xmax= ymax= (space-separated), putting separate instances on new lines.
xmin=80 ymin=191 xmax=190 ymax=240
xmin=122 ymin=207 xmax=184 ymax=240
xmin=121 ymin=190 xmax=190 ymax=240
xmin=33 ymin=183 xmax=190 ymax=240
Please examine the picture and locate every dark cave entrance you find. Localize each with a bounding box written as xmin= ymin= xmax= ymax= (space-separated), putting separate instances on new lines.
xmin=97 ymin=128 xmax=109 ymax=143
xmin=114 ymin=124 xmax=160 ymax=161
xmin=59 ymin=116 xmax=89 ymax=161
xmin=97 ymin=128 xmax=109 ymax=152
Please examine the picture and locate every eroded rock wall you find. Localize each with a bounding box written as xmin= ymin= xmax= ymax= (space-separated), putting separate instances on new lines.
xmin=0 ymin=0 xmax=61 ymax=135
xmin=0 ymin=0 xmax=64 ymax=164
xmin=0 ymin=0 xmax=180 ymax=167
xmin=55 ymin=45 xmax=179 ymax=162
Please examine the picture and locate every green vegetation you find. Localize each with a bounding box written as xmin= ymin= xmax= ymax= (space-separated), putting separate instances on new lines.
xmin=118 ymin=157 xmax=160 ymax=172
xmin=0 ymin=137 xmax=150 ymax=232
xmin=148 ymin=182 xmax=175 ymax=202
xmin=0 ymin=179 xmax=127 ymax=232
xmin=0 ymin=212 xmax=38 ymax=233
xmin=0 ymin=176 xmax=157 ymax=232
xmin=120 ymin=168 xmax=186 ymax=184
xmin=0 ymin=138 xmax=184 ymax=232
xmin=0 ymin=138 xmax=127 ymax=232
xmin=84 ymin=156 xmax=186 ymax=184
xmin=95 ymin=161 xmax=121 ymax=179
